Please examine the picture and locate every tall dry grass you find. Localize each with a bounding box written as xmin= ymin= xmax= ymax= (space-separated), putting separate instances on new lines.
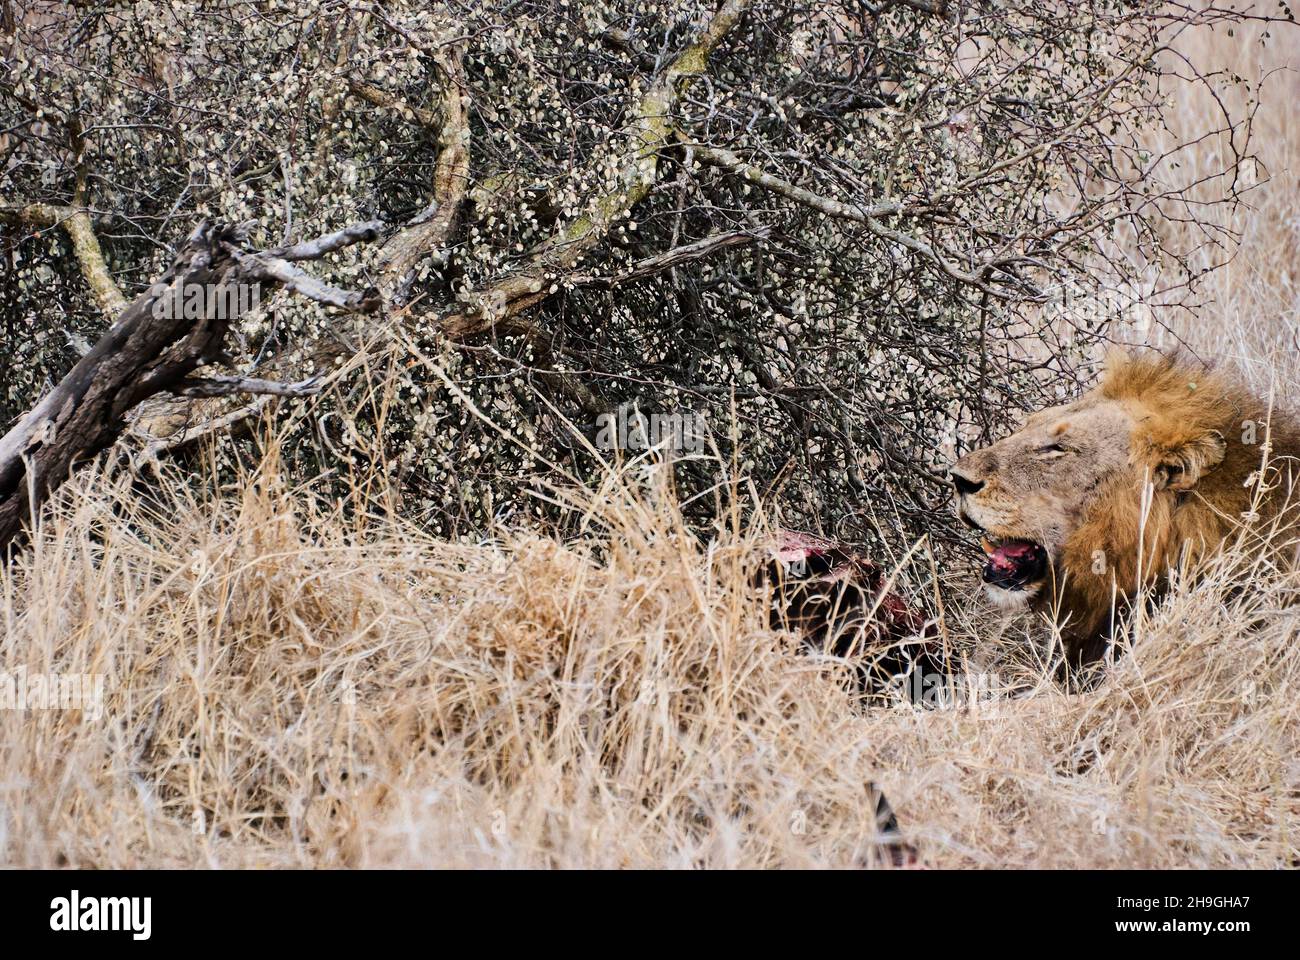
xmin=2 ymin=18 xmax=1299 ymax=869
xmin=1 ymin=425 xmax=1297 ymax=868
xmin=0 ymin=445 xmax=919 ymax=868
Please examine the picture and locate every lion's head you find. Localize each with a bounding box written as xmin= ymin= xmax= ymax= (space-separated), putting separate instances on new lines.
xmin=950 ymin=350 xmax=1299 ymax=664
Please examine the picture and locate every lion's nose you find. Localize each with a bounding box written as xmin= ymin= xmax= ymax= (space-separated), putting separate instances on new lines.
xmin=950 ymin=470 xmax=984 ymax=496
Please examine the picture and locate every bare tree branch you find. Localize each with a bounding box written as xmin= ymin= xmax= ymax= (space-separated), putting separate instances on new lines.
xmin=0 ymin=219 xmax=384 ymax=554
xmin=234 ymin=250 xmax=381 ymax=311
xmin=438 ymin=0 xmax=752 ymax=339
xmin=373 ymin=40 xmax=471 ymax=300
xmin=684 ymin=141 xmax=901 ymax=221
xmin=173 ymin=374 xmax=324 ymax=398
xmin=685 ymin=140 xmax=1032 ymax=298
xmin=264 ymin=219 xmax=385 ymax=261
xmin=2 ymin=202 xmax=127 ymax=319
xmin=570 ymin=226 xmax=772 ymax=288
xmin=349 ymin=78 xmax=440 ymax=129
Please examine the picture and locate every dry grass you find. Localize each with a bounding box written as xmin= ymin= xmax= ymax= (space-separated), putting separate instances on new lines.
xmin=1 ymin=430 xmax=1297 ymax=868
xmin=0 ymin=447 xmax=929 ymax=868
xmin=3 ymin=19 xmax=1300 ymax=869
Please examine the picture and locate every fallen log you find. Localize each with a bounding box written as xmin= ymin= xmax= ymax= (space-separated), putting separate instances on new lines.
xmin=0 ymin=219 xmax=383 ymax=557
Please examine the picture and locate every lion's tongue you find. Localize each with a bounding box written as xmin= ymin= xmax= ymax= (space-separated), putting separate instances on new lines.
xmin=982 ymin=538 xmax=1039 ymax=573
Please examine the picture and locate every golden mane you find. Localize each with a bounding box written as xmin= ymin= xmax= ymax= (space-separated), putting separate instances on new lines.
xmin=1100 ymin=349 xmax=1238 ymax=433
xmin=1056 ymin=350 xmax=1300 ymax=659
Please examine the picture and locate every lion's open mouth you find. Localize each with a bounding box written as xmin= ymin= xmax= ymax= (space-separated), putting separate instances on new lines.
xmin=979 ymin=537 xmax=1048 ymax=591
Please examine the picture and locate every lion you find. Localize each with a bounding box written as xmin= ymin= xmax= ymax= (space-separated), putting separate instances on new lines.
xmin=949 ymin=350 xmax=1300 ymax=667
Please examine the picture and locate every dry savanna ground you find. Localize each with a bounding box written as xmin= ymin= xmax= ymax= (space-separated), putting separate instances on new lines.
xmin=1 ymin=20 xmax=1298 ymax=869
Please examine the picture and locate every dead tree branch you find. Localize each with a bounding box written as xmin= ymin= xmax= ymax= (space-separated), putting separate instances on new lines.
xmin=437 ymin=0 xmax=751 ymax=339
xmin=173 ymin=374 xmax=324 ymax=398
xmin=0 ymin=219 xmax=383 ymax=555
xmin=373 ymin=40 xmax=471 ymax=301
xmin=570 ymin=226 xmax=772 ymax=288
xmin=685 ymin=140 xmax=1030 ymax=298
xmin=2 ymin=202 xmax=127 ymax=319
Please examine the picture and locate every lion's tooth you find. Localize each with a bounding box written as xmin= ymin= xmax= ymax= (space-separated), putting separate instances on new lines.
xmin=980 ymin=538 xmax=997 ymax=556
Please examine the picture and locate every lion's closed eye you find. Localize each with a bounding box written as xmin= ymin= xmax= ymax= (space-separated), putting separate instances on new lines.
xmin=1037 ymin=443 xmax=1069 ymax=457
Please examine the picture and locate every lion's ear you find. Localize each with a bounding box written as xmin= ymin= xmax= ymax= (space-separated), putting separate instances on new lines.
xmin=1151 ymin=429 xmax=1226 ymax=491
